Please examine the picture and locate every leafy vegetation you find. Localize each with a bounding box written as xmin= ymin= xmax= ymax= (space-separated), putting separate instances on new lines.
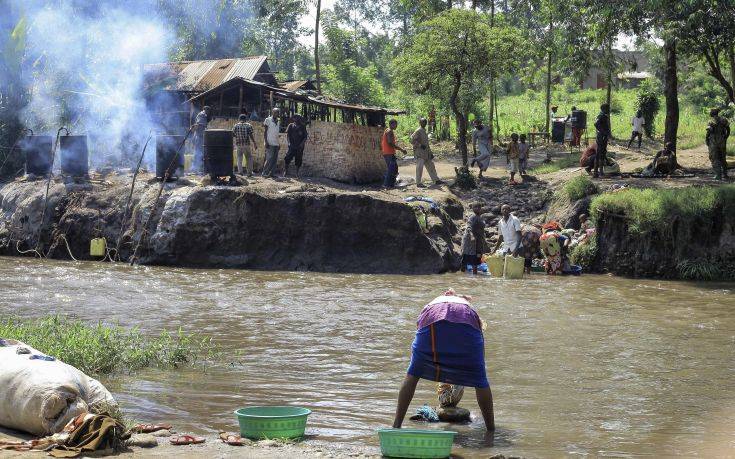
xmin=570 ymin=236 xmax=597 ymax=270
xmin=0 ymin=315 xmax=216 ymax=375
xmin=636 ymin=80 xmax=661 ymax=138
xmin=562 ymin=175 xmax=597 ymax=201
xmin=589 ymin=185 xmax=735 ymax=234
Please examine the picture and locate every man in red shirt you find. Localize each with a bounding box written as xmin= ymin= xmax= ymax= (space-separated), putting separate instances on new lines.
xmin=381 ymin=119 xmax=406 ymax=188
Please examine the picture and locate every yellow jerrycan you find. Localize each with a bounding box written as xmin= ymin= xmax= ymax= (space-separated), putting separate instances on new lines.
xmin=90 ymin=238 xmax=106 ymax=257
xmin=486 ymin=254 xmax=505 ymax=277
xmin=504 ymin=255 xmax=525 ymax=279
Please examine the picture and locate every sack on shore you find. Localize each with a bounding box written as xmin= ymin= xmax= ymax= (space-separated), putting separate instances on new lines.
xmin=0 ymin=339 xmax=117 ymax=436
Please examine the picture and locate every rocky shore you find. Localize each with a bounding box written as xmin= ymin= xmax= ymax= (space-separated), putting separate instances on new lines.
xmin=0 ymin=172 xmax=464 ymax=274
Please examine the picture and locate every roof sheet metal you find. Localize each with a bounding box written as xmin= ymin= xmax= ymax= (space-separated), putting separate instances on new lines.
xmin=281 ymin=80 xmax=309 ymax=91
xmin=224 ymin=56 xmax=268 ymax=83
xmin=146 ymin=56 xmax=269 ymax=92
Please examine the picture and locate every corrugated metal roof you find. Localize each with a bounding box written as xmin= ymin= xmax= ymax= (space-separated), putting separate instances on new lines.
xmin=188 ymin=77 xmax=405 ymax=115
xmin=281 ymin=80 xmax=311 ymax=91
xmin=144 ymin=56 xmax=269 ymax=93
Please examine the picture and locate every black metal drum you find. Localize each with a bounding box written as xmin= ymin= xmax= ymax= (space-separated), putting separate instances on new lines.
xmin=155 ymin=135 xmax=185 ymax=179
xmin=22 ymin=135 xmax=53 ymax=176
xmin=59 ymin=135 xmax=89 ymax=176
xmin=571 ymin=110 xmax=587 ymax=129
xmin=204 ymin=129 xmax=233 ymax=177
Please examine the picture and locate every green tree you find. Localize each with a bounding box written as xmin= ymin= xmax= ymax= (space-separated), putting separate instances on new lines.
xmin=395 ymin=9 xmax=525 ymax=164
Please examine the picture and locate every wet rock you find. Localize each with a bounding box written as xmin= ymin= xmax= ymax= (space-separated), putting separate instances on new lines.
xmin=126 ymin=433 xmax=158 ymax=448
xmin=436 ymin=406 xmax=471 ymax=423
xmin=150 ymin=429 xmax=172 ymax=437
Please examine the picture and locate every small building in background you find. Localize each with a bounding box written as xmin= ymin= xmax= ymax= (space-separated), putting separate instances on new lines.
xmin=143 ymin=56 xmax=402 ymax=184
xmin=580 ymin=50 xmax=651 ymax=90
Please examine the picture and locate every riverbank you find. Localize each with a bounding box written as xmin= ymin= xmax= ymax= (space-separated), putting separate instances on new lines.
xmin=0 ymin=137 xmax=732 ymax=279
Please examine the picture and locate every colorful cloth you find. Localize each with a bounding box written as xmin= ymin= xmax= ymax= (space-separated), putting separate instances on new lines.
xmin=407 ymin=320 xmax=489 ymax=388
xmin=416 ymin=296 xmax=482 ymax=331
xmin=540 ymin=231 xmax=567 ymax=274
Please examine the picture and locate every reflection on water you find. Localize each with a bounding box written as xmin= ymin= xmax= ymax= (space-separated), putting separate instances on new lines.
xmin=1 ymin=257 xmax=734 ymax=457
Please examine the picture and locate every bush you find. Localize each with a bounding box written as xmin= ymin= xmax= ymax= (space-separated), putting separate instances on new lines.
xmin=589 ymin=184 xmax=735 ymax=234
xmin=563 ymin=175 xmax=597 ymax=201
xmin=0 ymin=315 xmax=216 ymax=375
xmin=452 ymin=165 xmax=476 ymax=189
xmin=636 ymin=79 xmax=661 ymax=138
xmin=570 ymin=235 xmax=597 ymax=270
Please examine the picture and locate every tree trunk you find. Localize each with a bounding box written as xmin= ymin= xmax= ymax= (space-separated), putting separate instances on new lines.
xmin=606 ymin=42 xmax=613 ymax=108
xmin=703 ymin=47 xmax=735 ymax=104
xmin=450 ymin=72 xmax=468 ymax=165
xmin=314 ymin=0 xmax=322 ymax=94
xmin=663 ymin=39 xmax=679 ymax=151
xmin=544 ymin=13 xmax=553 ymax=134
xmin=729 ymin=46 xmax=735 ymax=98
xmin=494 ymin=88 xmax=500 ymax=138
xmin=488 ymin=78 xmax=494 ymax=144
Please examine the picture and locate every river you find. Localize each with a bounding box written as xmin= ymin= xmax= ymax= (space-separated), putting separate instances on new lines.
xmin=1 ymin=256 xmax=734 ymax=457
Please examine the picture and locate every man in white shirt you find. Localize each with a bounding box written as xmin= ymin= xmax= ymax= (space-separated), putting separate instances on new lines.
xmin=628 ymin=110 xmax=645 ymax=150
xmin=493 ymin=204 xmax=522 ymax=256
xmin=262 ymin=108 xmax=281 ymax=177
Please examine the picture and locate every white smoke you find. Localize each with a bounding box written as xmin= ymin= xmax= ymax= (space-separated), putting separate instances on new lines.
xmin=16 ymin=0 xmax=173 ymax=167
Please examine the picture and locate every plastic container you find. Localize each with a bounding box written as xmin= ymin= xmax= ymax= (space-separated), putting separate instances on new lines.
xmin=504 ymin=255 xmax=524 ymax=279
xmin=486 ymin=255 xmax=505 ymax=277
xmin=378 ymin=429 xmax=456 ymax=458
xmin=184 ymin=154 xmax=193 ymax=172
xmin=90 ymin=238 xmax=106 ymax=257
xmin=563 ymin=265 xmax=583 ymax=276
xmin=234 ymin=406 xmax=311 ymax=440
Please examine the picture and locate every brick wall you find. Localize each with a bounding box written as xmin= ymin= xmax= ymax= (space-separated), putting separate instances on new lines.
xmin=206 ymin=118 xmax=385 ymax=183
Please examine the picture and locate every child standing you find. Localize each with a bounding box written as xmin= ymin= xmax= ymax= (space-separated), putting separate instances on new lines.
xmin=506 ymin=133 xmax=520 ymax=184
xmin=518 ymin=134 xmax=530 ymax=176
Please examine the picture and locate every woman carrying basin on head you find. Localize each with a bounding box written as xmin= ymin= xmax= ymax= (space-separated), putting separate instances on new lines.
xmin=391 ymin=289 xmax=495 ymax=431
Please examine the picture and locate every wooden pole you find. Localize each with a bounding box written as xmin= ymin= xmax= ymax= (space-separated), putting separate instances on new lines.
xmin=238 ymin=84 xmax=244 ymax=115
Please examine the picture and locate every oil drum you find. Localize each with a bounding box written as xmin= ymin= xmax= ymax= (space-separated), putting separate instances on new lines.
xmin=551 ymin=120 xmax=566 ymax=143
xmin=22 ymin=135 xmax=54 ymax=176
xmin=59 ymin=135 xmax=89 ymax=176
xmin=203 ymin=129 xmax=233 ymax=177
xmin=571 ymin=110 xmax=587 ymax=129
xmin=155 ymin=135 xmax=185 ymax=179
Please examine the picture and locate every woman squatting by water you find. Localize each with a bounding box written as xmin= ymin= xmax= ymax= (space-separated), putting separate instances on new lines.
xmin=392 ymin=289 xmax=495 ymax=430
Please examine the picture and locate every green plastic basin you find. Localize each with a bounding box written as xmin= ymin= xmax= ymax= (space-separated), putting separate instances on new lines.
xmin=377 ymin=428 xmax=456 ymax=458
xmin=234 ymin=406 xmax=311 ymax=440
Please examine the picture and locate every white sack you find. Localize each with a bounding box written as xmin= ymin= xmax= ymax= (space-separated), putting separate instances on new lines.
xmin=0 ymin=339 xmax=117 ymax=436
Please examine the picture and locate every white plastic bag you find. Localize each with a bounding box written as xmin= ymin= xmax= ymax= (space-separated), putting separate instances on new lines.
xmin=0 ymin=339 xmax=117 ymax=436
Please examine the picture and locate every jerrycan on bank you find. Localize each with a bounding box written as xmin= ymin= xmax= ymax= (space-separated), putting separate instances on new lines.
xmin=504 ymin=255 xmax=524 ymax=279
xmin=485 ymin=254 xmax=505 ymax=277
xmin=90 ymin=238 xmax=106 ymax=257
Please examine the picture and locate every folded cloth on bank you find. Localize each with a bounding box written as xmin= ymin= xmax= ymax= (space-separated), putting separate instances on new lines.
xmin=407 ymin=320 xmax=489 ymax=388
xmin=48 ymin=413 xmax=127 ymax=458
xmin=0 ymin=339 xmax=117 ymax=436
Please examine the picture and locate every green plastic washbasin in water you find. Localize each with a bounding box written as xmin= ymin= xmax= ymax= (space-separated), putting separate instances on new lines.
xmin=378 ymin=428 xmax=456 ymax=458
xmin=234 ymin=406 xmax=311 ymax=440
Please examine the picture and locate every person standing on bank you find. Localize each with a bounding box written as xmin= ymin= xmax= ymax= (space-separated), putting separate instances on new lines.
xmin=471 ymin=119 xmax=492 ymax=179
xmin=628 ymin=110 xmax=645 ymax=150
xmin=262 ymin=108 xmax=281 ymax=178
xmin=284 ymin=114 xmax=308 ymax=178
xmin=493 ymin=204 xmax=522 ymax=257
xmin=392 ymin=288 xmax=495 ymax=431
xmin=411 ymin=118 xmax=442 ymax=187
xmin=706 ymin=108 xmax=730 ymax=181
xmin=233 ymin=113 xmax=257 ymax=177
xmin=381 ymin=119 xmax=407 ymax=189
xmin=593 ymin=103 xmax=611 ymax=178
xmin=192 ymin=105 xmax=211 ymax=173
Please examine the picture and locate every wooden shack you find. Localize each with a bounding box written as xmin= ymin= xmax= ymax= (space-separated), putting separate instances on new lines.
xmin=189 ymin=78 xmax=403 ymax=184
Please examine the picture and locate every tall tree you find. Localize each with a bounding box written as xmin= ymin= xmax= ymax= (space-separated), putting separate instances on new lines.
xmin=395 ymin=9 xmax=525 ymax=165
xmin=314 ymin=0 xmax=322 ymax=93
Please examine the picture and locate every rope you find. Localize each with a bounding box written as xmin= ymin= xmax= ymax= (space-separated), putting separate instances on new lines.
xmin=129 ymin=127 xmax=192 ymax=265
xmin=113 ymin=130 xmax=153 ymax=261
xmin=57 ymin=234 xmax=78 ymax=261
xmin=35 ymin=127 xmax=68 ymax=252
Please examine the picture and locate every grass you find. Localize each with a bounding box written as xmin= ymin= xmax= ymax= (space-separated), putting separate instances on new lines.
xmin=562 ymin=175 xmax=598 ymax=201
xmin=530 ymin=152 xmax=580 ymax=174
xmin=0 ymin=315 xmax=216 ymax=375
xmin=570 ymin=236 xmax=597 ymax=270
xmin=589 ymin=184 xmax=735 ymax=234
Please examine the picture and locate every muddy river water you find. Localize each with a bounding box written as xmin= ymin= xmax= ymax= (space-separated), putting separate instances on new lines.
xmin=1 ymin=257 xmax=735 ymax=457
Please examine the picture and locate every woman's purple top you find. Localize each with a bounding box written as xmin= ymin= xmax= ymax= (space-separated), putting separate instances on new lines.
xmin=416 ymin=295 xmax=482 ymax=331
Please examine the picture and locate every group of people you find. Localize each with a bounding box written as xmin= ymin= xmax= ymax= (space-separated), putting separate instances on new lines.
xmin=381 ymin=118 xmax=446 ymax=188
xmin=191 ymin=106 xmax=309 ymax=180
xmin=470 ymin=120 xmax=530 ymax=183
